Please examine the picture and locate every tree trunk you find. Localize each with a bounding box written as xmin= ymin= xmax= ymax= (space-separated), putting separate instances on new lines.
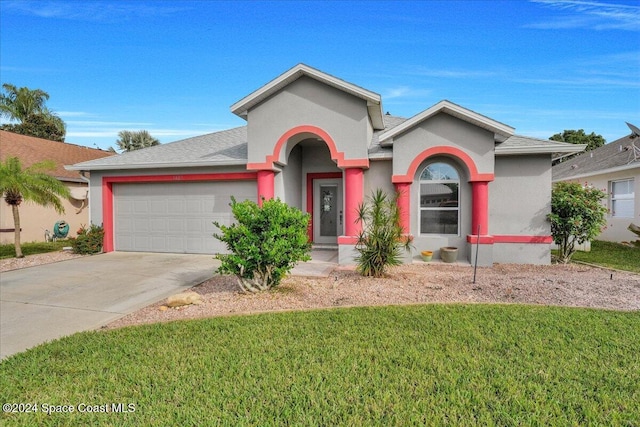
xmin=12 ymin=204 xmax=24 ymax=258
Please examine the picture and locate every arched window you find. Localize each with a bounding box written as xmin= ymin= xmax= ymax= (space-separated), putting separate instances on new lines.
xmin=419 ymin=162 xmax=459 ymax=234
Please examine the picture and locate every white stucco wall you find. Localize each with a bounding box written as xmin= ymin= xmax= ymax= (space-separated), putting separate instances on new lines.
xmin=563 ymin=167 xmax=639 ymax=242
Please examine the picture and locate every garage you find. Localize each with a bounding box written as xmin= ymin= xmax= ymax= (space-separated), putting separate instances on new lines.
xmin=113 ymin=181 xmax=256 ymax=254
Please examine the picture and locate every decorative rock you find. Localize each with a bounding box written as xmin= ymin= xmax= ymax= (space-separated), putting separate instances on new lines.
xmin=159 ymin=305 xmax=168 ymax=311
xmin=166 ymin=291 xmax=202 ymax=307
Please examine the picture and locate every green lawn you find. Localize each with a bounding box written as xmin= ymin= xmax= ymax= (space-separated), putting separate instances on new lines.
xmin=0 ymin=240 xmax=70 ymax=259
xmin=1 ymin=305 xmax=638 ymax=426
xmin=570 ymin=240 xmax=640 ymax=273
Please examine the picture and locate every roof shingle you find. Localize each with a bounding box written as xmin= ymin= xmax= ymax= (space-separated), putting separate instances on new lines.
xmin=0 ymin=130 xmax=114 ymax=181
xmin=552 ymin=134 xmax=640 ymax=181
xmin=68 ymin=127 xmax=248 ymax=170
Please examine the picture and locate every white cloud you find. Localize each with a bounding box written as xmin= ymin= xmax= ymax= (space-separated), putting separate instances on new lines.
xmin=3 ymin=0 xmax=188 ymax=22
xmin=529 ymin=0 xmax=640 ymax=31
xmin=56 ymin=111 xmax=95 ymax=118
xmin=65 ymin=121 xmax=232 ymax=141
xmin=513 ymin=76 xmax=640 ymax=88
xmin=383 ymin=86 xmax=433 ymax=100
xmin=65 ymin=120 xmax=154 ymax=127
xmin=405 ymin=68 xmax=500 ymax=79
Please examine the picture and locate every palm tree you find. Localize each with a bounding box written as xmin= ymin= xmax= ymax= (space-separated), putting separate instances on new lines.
xmin=116 ymin=130 xmax=160 ymax=152
xmin=1 ymin=83 xmax=67 ymax=141
xmin=0 ymin=157 xmax=70 ymax=258
xmin=0 ymin=83 xmax=50 ymax=122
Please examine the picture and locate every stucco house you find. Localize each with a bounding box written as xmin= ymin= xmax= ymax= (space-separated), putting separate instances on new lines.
xmin=68 ymin=64 xmax=583 ymax=265
xmin=553 ymin=131 xmax=640 ymax=242
xmin=0 ymin=130 xmax=114 ymax=244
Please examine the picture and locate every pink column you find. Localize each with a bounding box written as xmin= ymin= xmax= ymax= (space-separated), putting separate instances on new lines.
xmin=471 ymin=181 xmax=489 ymax=236
xmin=394 ymin=182 xmax=411 ymax=234
xmin=256 ymin=170 xmax=275 ymax=206
xmin=102 ymin=180 xmax=114 ymax=252
xmin=344 ymin=168 xmax=364 ymax=236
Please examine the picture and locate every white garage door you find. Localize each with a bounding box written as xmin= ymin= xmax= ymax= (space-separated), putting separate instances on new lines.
xmin=114 ymin=181 xmax=256 ymax=254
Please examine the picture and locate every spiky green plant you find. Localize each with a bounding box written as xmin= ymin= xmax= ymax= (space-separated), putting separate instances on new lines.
xmin=354 ymin=189 xmax=411 ymax=277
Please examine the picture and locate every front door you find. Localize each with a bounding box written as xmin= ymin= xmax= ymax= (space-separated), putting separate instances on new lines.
xmin=313 ymin=179 xmax=343 ymax=244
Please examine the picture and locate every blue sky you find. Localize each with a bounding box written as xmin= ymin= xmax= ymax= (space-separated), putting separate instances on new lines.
xmin=1 ymin=0 xmax=638 ymax=150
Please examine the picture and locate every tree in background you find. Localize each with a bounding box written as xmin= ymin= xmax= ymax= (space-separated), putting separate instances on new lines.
xmin=5 ymin=113 xmax=66 ymax=142
xmin=548 ymin=182 xmax=607 ymax=264
xmin=551 ymin=129 xmax=606 ymax=165
xmin=0 ymin=83 xmax=66 ymax=142
xmin=0 ymin=157 xmax=70 ymax=258
xmin=115 ymin=130 xmax=160 ymax=152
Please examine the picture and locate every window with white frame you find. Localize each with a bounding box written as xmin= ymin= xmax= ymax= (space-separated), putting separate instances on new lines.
xmin=419 ymin=162 xmax=459 ymax=234
xmin=610 ymin=179 xmax=634 ymax=218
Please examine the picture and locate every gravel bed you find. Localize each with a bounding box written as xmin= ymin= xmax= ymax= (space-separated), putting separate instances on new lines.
xmin=107 ymin=262 xmax=640 ymax=329
xmin=3 ymin=253 xmax=638 ymax=330
xmin=0 ymin=251 xmax=85 ymax=272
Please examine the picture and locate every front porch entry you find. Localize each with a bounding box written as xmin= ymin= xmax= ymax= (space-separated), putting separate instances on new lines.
xmin=313 ymin=178 xmax=343 ymax=244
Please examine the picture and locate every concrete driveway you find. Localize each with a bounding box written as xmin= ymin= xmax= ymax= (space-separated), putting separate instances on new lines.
xmin=0 ymin=252 xmax=217 ymax=359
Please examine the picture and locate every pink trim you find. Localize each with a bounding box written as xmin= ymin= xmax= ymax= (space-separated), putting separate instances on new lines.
xmin=101 ymin=172 xmax=257 ymax=253
xmin=256 ymin=170 xmax=275 ymax=206
xmin=338 ymin=234 xmax=413 ymax=246
xmin=246 ymin=125 xmax=369 ymax=170
xmin=471 ymin=181 xmax=489 ymax=235
xmin=391 ymin=146 xmax=494 ymax=184
xmin=338 ymin=236 xmax=359 ymax=245
xmin=344 ymin=168 xmax=364 ymax=237
xmin=306 ymin=172 xmax=342 ymax=242
xmin=467 ymin=235 xmax=553 ymax=244
xmin=466 ymin=235 xmax=494 ymax=244
xmin=103 ymin=173 xmax=257 ymax=183
xmin=102 ymin=180 xmax=114 ymax=252
xmin=494 ymin=235 xmax=553 ymax=244
xmin=394 ymin=182 xmax=411 ymax=234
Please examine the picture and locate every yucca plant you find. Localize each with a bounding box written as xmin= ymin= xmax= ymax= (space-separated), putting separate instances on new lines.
xmin=355 ymin=189 xmax=412 ymax=277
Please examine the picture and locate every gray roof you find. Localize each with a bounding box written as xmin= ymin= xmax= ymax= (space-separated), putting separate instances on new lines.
xmin=369 ymin=114 xmax=407 ymax=159
xmin=496 ymin=135 xmax=586 ymax=155
xmin=553 ymin=134 xmax=640 ymax=181
xmin=67 ymin=126 xmax=248 ymax=171
xmin=67 ymin=108 xmax=583 ymax=171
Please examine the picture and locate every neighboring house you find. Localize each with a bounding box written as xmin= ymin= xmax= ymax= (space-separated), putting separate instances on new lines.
xmin=0 ymin=130 xmax=114 ymax=244
xmin=68 ymin=64 xmax=583 ymax=265
xmin=553 ymin=132 xmax=640 ymax=242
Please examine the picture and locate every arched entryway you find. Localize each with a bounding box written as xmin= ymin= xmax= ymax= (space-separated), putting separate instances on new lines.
xmin=249 ymin=125 xmax=368 ymax=246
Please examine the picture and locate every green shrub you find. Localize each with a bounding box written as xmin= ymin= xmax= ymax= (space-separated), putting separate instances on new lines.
xmin=69 ymin=224 xmax=104 ymax=254
xmin=548 ymin=182 xmax=607 ymax=263
xmin=355 ymin=189 xmax=411 ymax=277
xmin=214 ymin=197 xmax=311 ymax=293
